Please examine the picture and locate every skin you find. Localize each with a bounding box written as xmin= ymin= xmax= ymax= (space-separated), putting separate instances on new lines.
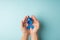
xmin=21 ymin=16 xmax=40 ymax=40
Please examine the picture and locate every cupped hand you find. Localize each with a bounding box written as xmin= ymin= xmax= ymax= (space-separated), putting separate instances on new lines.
xmin=21 ymin=16 xmax=40 ymax=35
xmin=21 ymin=16 xmax=29 ymax=34
xmin=30 ymin=16 xmax=40 ymax=34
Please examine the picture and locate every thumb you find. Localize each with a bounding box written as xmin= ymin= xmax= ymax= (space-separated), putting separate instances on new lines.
xmin=30 ymin=28 xmax=32 ymax=31
xmin=30 ymin=28 xmax=33 ymax=33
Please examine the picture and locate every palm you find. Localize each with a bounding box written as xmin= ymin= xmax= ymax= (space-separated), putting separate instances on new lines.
xmin=21 ymin=16 xmax=29 ymax=33
xmin=30 ymin=16 xmax=39 ymax=33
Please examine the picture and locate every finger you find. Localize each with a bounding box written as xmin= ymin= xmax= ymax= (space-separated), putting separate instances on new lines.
xmin=22 ymin=16 xmax=28 ymax=27
xmin=23 ymin=16 xmax=28 ymax=23
xmin=21 ymin=20 xmax=24 ymax=27
xmin=21 ymin=20 xmax=26 ymax=27
xmin=24 ymin=16 xmax=28 ymax=21
xmin=21 ymin=20 xmax=24 ymax=30
xmin=30 ymin=28 xmax=33 ymax=31
xmin=31 ymin=16 xmax=37 ymax=22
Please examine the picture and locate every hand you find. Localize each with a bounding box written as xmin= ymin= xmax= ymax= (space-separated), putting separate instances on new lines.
xmin=21 ymin=16 xmax=29 ymax=34
xmin=30 ymin=16 xmax=40 ymax=34
xmin=21 ymin=16 xmax=39 ymax=40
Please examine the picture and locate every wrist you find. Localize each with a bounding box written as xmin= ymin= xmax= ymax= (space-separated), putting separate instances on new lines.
xmin=30 ymin=32 xmax=37 ymax=36
xmin=23 ymin=32 xmax=29 ymax=35
xmin=23 ymin=33 xmax=29 ymax=37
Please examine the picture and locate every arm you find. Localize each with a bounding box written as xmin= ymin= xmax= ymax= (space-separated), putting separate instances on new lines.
xmin=21 ymin=16 xmax=40 ymax=40
xmin=21 ymin=16 xmax=29 ymax=40
xmin=31 ymin=33 xmax=38 ymax=40
xmin=22 ymin=33 xmax=29 ymax=40
xmin=30 ymin=16 xmax=40 ymax=40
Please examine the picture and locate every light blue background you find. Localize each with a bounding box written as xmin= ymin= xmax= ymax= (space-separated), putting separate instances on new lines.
xmin=0 ymin=0 xmax=60 ymax=40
